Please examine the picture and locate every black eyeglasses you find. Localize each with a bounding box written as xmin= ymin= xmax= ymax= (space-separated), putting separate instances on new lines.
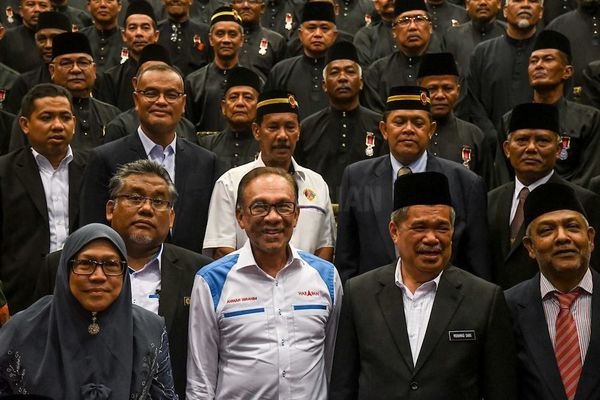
xmin=115 ymin=194 xmax=172 ymax=210
xmin=54 ymin=58 xmax=94 ymax=70
xmin=394 ymin=15 xmax=431 ymax=27
xmin=248 ymin=201 xmax=296 ymax=217
xmin=70 ymin=259 xmax=126 ymax=276
xmin=135 ymin=89 xmax=185 ymax=103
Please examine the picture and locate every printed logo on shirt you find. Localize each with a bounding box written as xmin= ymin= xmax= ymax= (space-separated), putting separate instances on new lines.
xmin=226 ymin=296 xmax=258 ymax=304
xmin=297 ymin=290 xmax=320 ymax=297
xmin=303 ymin=188 xmax=317 ymax=201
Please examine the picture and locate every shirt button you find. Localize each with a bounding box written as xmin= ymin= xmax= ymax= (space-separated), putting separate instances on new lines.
xmin=342 ymin=134 xmax=346 ymax=138
xmin=410 ymin=381 xmax=419 ymax=390
xmin=342 ymin=143 xmax=346 ymax=147
xmin=278 ymin=308 xmax=282 ymax=315
xmin=282 ymin=370 xmax=287 ymax=378
xmin=342 ymin=124 xmax=347 ymax=128
xmin=275 ymin=280 xmax=278 ymax=286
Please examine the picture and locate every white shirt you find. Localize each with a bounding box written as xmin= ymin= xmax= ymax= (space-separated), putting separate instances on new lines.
xmin=31 ymin=146 xmax=73 ymax=252
xmin=137 ymin=127 xmax=177 ymax=183
xmin=129 ymin=244 xmax=163 ymax=314
xmin=510 ymin=171 xmax=553 ymax=224
xmin=394 ymin=258 xmax=442 ymax=365
xmin=389 ymin=151 xmax=428 ymax=188
xmin=186 ymin=241 xmax=343 ymax=399
xmin=202 ymin=155 xmax=336 ymax=255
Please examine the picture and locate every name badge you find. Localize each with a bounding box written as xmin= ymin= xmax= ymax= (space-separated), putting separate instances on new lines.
xmin=448 ymin=330 xmax=476 ymax=341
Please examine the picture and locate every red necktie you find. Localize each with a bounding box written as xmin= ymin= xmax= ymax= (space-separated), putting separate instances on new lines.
xmin=554 ymin=290 xmax=582 ymax=400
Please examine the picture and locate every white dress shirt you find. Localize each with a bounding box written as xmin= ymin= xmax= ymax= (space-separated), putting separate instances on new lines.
xmin=395 ymin=258 xmax=442 ymax=365
xmin=32 ymin=146 xmax=73 ymax=252
xmin=510 ymin=171 xmax=553 ymax=224
xmin=138 ymin=127 xmax=177 ymax=183
xmin=186 ymin=241 xmax=343 ymax=399
xmin=129 ymin=244 xmax=163 ymax=314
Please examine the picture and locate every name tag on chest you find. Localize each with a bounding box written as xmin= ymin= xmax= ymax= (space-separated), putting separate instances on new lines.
xmin=448 ymin=330 xmax=476 ymax=341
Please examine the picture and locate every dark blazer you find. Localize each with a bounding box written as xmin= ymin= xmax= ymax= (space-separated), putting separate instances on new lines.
xmin=330 ymin=263 xmax=517 ymax=400
xmin=0 ymin=147 xmax=86 ymax=313
xmin=589 ymin=175 xmax=600 ymax=195
xmin=488 ymin=173 xmax=600 ymax=289
xmin=335 ymin=153 xmax=490 ymax=282
xmin=79 ymin=133 xmax=217 ymax=253
xmin=505 ymin=270 xmax=600 ymax=400
xmin=33 ymin=243 xmax=212 ymax=399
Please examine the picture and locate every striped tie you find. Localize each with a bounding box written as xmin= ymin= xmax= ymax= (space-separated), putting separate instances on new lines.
xmin=554 ymin=290 xmax=582 ymax=400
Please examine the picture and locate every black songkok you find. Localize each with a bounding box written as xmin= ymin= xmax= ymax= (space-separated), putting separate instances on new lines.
xmin=125 ymin=0 xmax=156 ymax=24
xmin=51 ymin=32 xmax=92 ymax=60
xmin=36 ymin=11 xmax=71 ymax=32
xmin=509 ymin=103 xmax=560 ymax=134
xmin=210 ymin=6 xmax=242 ymax=26
xmin=523 ymin=183 xmax=587 ymax=229
xmin=225 ymin=67 xmax=261 ymax=93
xmin=393 ymin=171 xmax=453 ymax=211
xmin=418 ymin=53 xmax=459 ymax=78
xmin=325 ymin=40 xmax=359 ymax=65
xmin=386 ymin=86 xmax=430 ymax=112
xmin=533 ymin=30 xmax=572 ymax=61
xmin=302 ymin=2 xmax=336 ymax=24
xmin=256 ymin=90 xmax=299 ymax=119
xmin=394 ymin=0 xmax=428 ymax=18
xmin=138 ymin=43 xmax=172 ymax=69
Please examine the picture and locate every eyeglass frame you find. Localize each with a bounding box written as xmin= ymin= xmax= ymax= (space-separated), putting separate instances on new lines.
xmin=247 ymin=201 xmax=297 ymax=217
xmin=393 ymin=15 xmax=431 ymax=27
xmin=134 ymin=89 xmax=186 ymax=103
xmin=114 ymin=194 xmax=173 ymax=210
xmin=70 ymin=259 xmax=127 ymax=276
xmin=53 ymin=58 xmax=95 ymax=70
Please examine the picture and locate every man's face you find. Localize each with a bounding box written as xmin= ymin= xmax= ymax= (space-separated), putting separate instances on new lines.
xmin=19 ymin=96 xmax=75 ymax=160
xmin=298 ymin=20 xmax=337 ymax=58
xmin=389 ymin=204 xmax=453 ymax=281
xmin=503 ymin=0 xmax=542 ymax=30
xmin=253 ymin=112 xmax=300 ymax=167
xmin=380 ymin=109 xmax=436 ymax=164
xmin=133 ymin=69 xmax=186 ymax=135
xmin=524 ymin=210 xmax=595 ymax=284
xmin=236 ymin=174 xmax=299 ymax=258
xmin=106 ymin=174 xmax=175 ymax=250
xmin=392 ymin=10 xmax=432 ymax=54
xmin=49 ymin=53 xmax=97 ymax=94
xmin=88 ymin=0 xmax=122 ymax=25
xmin=528 ymin=49 xmax=572 ymax=90
xmin=209 ymin=21 xmax=244 ymax=61
xmin=69 ymin=239 xmax=124 ymax=312
xmin=19 ymin=0 xmax=51 ymax=28
xmin=121 ymin=14 xmax=159 ymax=57
xmin=231 ymin=0 xmax=265 ymax=24
xmin=503 ymin=129 xmax=560 ymax=183
xmin=221 ymin=85 xmax=259 ymax=128
xmin=465 ymin=0 xmax=500 ymax=22
xmin=323 ymin=59 xmax=363 ymax=102
xmin=373 ymin=0 xmax=395 ymax=21
xmin=35 ymin=28 xmax=67 ymax=63
xmin=163 ymin=0 xmax=192 ymax=19
xmin=420 ymin=75 xmax=460 ymax=119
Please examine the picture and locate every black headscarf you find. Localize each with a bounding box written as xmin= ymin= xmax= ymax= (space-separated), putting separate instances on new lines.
xmin=0 ymin=224 xmax=134 ymax=399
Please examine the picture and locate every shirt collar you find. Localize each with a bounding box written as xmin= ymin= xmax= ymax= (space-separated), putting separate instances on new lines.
xmin=390 ymin=151 xmax=428 ymax=177
xmin=137 ymin=126 xmax=177 ymax=157
xmin=234 ymin=239 xmax=301 ymax=275
xmin=128 ymin=243 xmax=164 ymax=275
xmin=255 ymin=153 xmax=307 ymax=181
xmin=31 ymin=145 xmax=74 ymax=171
xmin=514 ymin=170 xmax=554 ymax=197
xmin=540 ymin=267 xmax=593 ymax=299
xmin=394 ymin=257 xmax=443 ymax=293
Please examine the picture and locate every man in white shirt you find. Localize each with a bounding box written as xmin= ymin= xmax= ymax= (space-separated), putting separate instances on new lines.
xmin=0 ymin=83 xmax=86 ymax=313
xmin=506 ymin=182 xmax=600 ymax=400
xmin=203 ymin=89 xmax=335 ymax=261
xmin=187 ymin=166 xmax=343 ymax=399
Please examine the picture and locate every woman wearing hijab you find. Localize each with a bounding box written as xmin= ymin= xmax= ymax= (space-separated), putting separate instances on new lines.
xmin=0 ymin=224 xmax=178 ymax=400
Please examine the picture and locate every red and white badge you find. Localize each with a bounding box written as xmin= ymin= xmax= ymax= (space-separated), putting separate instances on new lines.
xmin=285 ymin=13 xmax=293 ymax=31
xmin=72 ymin=24 xmax=79 ymax=32
xmin=5 ymin=7 xmax=14 ymax=24
xmin=365 ymin=131 xmax=375 ymax=157
xmin=461 ymin=145 xmax=472 ymax=169
xmin=0 ymin=89 xmax=6 ymax=103
xmin=560 ymin=135 xmax=571 ymax=160
xmin=120 ymin=47 xmax=129 ymax=64
xmin=259 ymin=38 xmax=268 ymax=55
xmin=193 ymin=34 xmax=204 ymax=51
xmin=364 ymin=14 xmax=372 ymax=26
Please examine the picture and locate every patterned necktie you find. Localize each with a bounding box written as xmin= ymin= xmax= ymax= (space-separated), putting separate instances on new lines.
xmin=397 ymin=166 xmax=412 ymax=177
xmin=510 ymin=187 xmax=529 ymax=243
xmin=554 ymin=289 xmax=582 ymax=400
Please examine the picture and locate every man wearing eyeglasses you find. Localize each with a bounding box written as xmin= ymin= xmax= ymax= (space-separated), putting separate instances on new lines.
xmin=187 ymin=166 xmax=342 ymax=399
xmin=80 ymin=63 xmax=217 ymax=253
xmin=362 ymin=0 xmax=443 ymax=113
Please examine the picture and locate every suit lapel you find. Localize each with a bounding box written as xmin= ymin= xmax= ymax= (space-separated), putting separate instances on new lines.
xmin=575 ymin=270 xmax=600 ymax=399
xmin=495 ymin=184 xmax=514 ymax=258
xmin=518 ymin=275 xmax=566 ymax=400
xmin=173 ymin=140 xmax=188 ymax=220
xmin=68 ymin=152 xmax=86 ymax=232
xmin=375 ymin=264 xmax=414 ymax=371
xmin=15 ymin=149 xmax=48 ymax=222
xmin=412 ymin=267 xmax=463 ymax=375
xmin=372 ymin=156 xmax=395 ymax=261
xmin=158 ymin=245 xmax=180 ymax=333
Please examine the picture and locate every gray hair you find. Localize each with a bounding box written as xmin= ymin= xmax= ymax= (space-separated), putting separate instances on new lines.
xmin=108 ymin=159 xmax=178 ymax=204
xmin=390 ymin=205 xmax=456 ymax=226
xmin=322 ymin=62 xmax=363 ymax=80
xmin=524 ymin=213 xmax=590 ymax=238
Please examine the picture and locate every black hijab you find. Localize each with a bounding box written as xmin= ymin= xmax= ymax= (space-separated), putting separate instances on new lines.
xmin=0 ymin=224 xmax=134 ymax=399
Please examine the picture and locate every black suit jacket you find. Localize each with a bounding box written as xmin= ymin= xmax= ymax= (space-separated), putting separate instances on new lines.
xmin=0 ymin=147 xmax=86 ymax=313
xmin=330 ymin=263 xmax=517 ymax=400
xmin=488 ymin=173 xmax=600 ymax=289
xmin=335 ymin=153 xmax=490 ymax=281
xmin=505 ymin=270 xmax=600 ymax=400
xmin=79 ymin=133 xmax=217 ymax=253
xmin=33 ymin=243 xmax=212 ymax=399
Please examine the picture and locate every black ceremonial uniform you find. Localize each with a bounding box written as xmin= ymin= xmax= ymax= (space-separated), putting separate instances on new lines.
xmin=261 ymin=0 xmax=303 ymax=40
xmin=80 ymin=26 xmax=124 ymax=73
xmin=353 ymin=19 xmax=396 ymax=66
xmin=547 ymin=7 xmax=600 ymax=91
xmin=362 ymin=34 xmax=444 ymax=113
xmin=429 ymin=112 xmax=493 ymax=186
xmin=582 ymin=59 xmax=600 ymax=108
xmin=103 ymin=108 xmax=197 ymax=143
xmin=543 ymin=0 xmax=577 ymax=25
xmin=296 ymin=105 xmax=386 ymax=202
xmin=3 ymin=65 xmax=51 ymax=114
xmin=189 ymin=0 xmax=229 ymax=25
xmin=0 ymin=25 xmax=41 ymax=73
xmin=0 ymin=63 xmax=18 ymax=111
xmin=265 ymin=55 xmax=328 ymax=120
xmin=465 ymin=33 xmax=536 ymax=144
xmin=426 ymin=1 xmax=468 ymax=34
xmin=0 ymin=110 xmax=15 ymax=155
xmin=157 ymin=18 xmax=211 ymax=77
xmin=54 ymin=3 xmax=93 ymax=30
xmin=9 ymin=97 xmax=121 ymax=153
xmin=334 ymin=0 xmax=374 ymax=35
xmin=442 ymin=19 xmax=506 ymax=76
xmin=197 ymin=126 xmax=259 ymax=176
xmin=118 ymin=0 xmax=164 ymax=26
xmin=97 ymin=57 xmax=138 ymax=111
xmin=240 ymin=23 xmax=286 ymax=80
xmin=0 ymin=1 xmax=21 ymax=29
xmin=497 ymin=98 xmax=600 ymax=189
